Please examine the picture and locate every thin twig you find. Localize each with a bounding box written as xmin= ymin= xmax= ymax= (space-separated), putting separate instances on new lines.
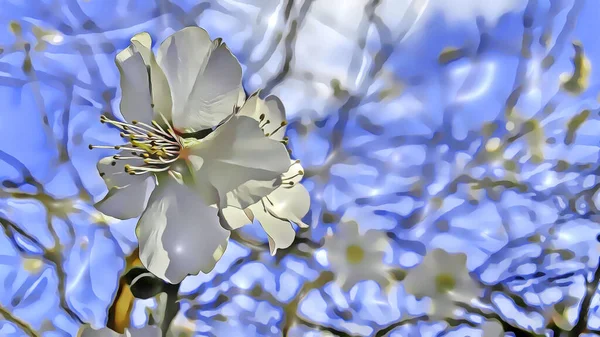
xmin=569 ymin=257 xmax=600 ymax=336
xmin=0 ymin=305 xmax=40 ymax=337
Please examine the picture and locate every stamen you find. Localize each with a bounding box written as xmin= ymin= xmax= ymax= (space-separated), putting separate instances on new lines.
xmin=90 ymin=114 xmax=185 ymax=178
xmin=282 ymin=170 xmax=304 ymax=181
xmin=260 ymin=119 xmax=270 ymax=129
xmin=268 ymin=120 xmax=287 ymax=137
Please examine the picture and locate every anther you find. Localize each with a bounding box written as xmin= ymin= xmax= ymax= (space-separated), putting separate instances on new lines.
xmin=114 ymin=146 xmax=121 ymax=150
xmin=88 ymin=144 xmax=93 ymax=150
xmin=132 ymin=120 xmax=138 ymax=125
xmin=99 ymin=172 xmax=105 ymax=177
xmin=259 ymin=114 xmax=265 ymax=121
xmin=111 ymin=161 xmax=116 ymax=166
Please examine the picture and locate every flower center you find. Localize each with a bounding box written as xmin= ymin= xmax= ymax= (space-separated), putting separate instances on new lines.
xmin=346 ymin=244 xmax=365 ymax=264
xmin=89 ymin=115 xmax=183 ymax=176
xmin=435 ymin=273 xmax=456 ymax=294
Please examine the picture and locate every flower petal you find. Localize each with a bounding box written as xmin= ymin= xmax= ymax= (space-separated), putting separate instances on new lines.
xmin=220 ymin=206 xmax=252 ymax=230
xmin=249 ymin=201 xmax=296 ymax=255
xmin=95 ymin=175 xmax=156 ymax=220
xmin=337 ymin=220 xmax=361 ymax=240
xmin=221 ymin=178 xmax=281 ymax=209
xmin=189 ymin=116 xmax=290 ymax=207
xmin=96 ymin=154 xmax=141 ymax=189
xmin=157 ymin=27 xmax=242 ymax=131
xmin=239 ymin=92 xmax=287 ymax=140
xmin=267 ymin=184 xmax=310 ymax=227
xmin=136 ymin=176 xmax=230 ymax=284
xmin=129 ymin=32 xmax=172 ymax=121
xmin=115 ymin=45 xmax=154 ymax=124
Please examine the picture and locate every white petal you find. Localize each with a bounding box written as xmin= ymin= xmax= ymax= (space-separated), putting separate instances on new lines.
xmin=261 ymin=217 xmax=296 ymax=255
xmin=250 ymin=201 xmax=296 ymax=254
xmin=79 ymin=325 xmax=120 ymax=337
xmin=115 ymin=45 xmax=154 ymax=124
xmin=126 ymin=326 xmax=161 ymax=337
xmin=221 ymin=178 xmax=281 ymax=209
xmin=136 ymin=177 xmax=230 ymax=284
xmin=97 ymin=155 xmax=140 ymax=189
xmin=237 ymin=87 xmax=246 ymax=108
xmin=338 ymin=221 xmax=361 ymax=240
xmin=190 ymin=116 xmax=290 ymax=207
xmin=157 ymin=27 xmax=242 ymax=131
xmin=129 ymin=33 xmax=172 ymax=121
xmin=221 ymin=206 xmax=252 ymax=230
xmin=95 ymin=175 xmax=156 ymax=220
xmin=428 ymin=296 xmax=455 ymax=318
xmin=237 ymin=92 xmax=261 ymax=117
xmin=239 ymin=92 xmax=287 ymax=140
xmin=267 ymin=184 xmax=310 ymax=227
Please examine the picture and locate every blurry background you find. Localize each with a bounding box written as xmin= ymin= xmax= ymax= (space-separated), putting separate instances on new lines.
xmin=1 ymin=0 xmax=600 ymax=336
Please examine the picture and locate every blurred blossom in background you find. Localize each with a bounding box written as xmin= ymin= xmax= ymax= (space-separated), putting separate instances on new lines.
xmin=1 ymin=0 xmax=600 ymax=336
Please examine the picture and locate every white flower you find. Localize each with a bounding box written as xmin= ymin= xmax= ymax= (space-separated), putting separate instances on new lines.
xmin=323 ymin=221 xmax=391 ymax=292
xmin=89 ymin=27 xmax=291 ymax=283
xmin=402 ymin=248 xmax=482 ymax=317
xmin=78 ymin=325 xmax=160 ymax=337
xmin=221 ymin=92 xmax=311 ymax=254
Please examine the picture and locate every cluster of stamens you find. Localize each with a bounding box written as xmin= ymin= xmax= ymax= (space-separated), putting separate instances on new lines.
xmin=258 ymin=114 xmax=288 ymax=143
xmin=89 ymin=114 xmax=182 ymax=176
xmin=258 ymin=113 xmax=291 ymax=155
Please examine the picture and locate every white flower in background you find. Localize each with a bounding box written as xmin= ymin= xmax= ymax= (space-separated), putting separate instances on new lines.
xmin=403 ymin=248 xmax=482 ymax=317
xmin=89 ymin=27 xmax=290 ymax=283
xmin=78 ymin=325 xmax=160 ymax=337
xmin=323 ymin=221 xmax=391 ymax=291
xmin=222 ymin=92 xmax=311 ymax=254
xmin=481 ymin=320 xmax=504 ymax=337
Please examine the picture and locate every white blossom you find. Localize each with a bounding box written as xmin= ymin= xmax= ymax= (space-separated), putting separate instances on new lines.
xmin=89 ymin=27 xmax=290 ymax=283
xmin=403 ymin=248 xmax=482 ymax=317
xmin=221 ymin=92 xmax=311 ymax=254
xmin=323 ymin=221 xmax=391 ymax=291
